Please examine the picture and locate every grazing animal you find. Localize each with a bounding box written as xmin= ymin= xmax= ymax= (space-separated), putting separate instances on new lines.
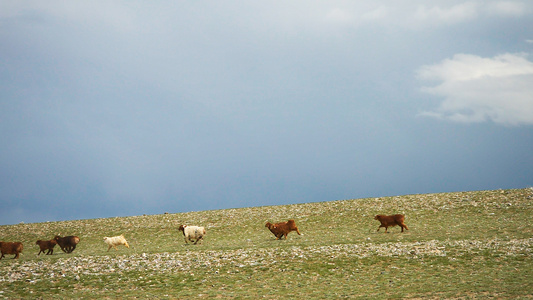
xmin=54 ymin=235 xmax=80 ymax=253
xmin=103 ymin=235 xmax=130 ymax=251
xmin=265 ymin=219 xmax=301 ymax=240
xmin=374 ymin=214 xmax=409 ymax=233
xmin=0 ymin=242 xmax=23 ymax=259
xmin=178 ymin=225 xmax=206 ymax=245
xmin=36 ymin=239 xmax=57 ymax=255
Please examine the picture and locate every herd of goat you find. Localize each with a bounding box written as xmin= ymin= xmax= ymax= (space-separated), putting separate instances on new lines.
xmin=0 ymin=214 xmax=408 ymax=260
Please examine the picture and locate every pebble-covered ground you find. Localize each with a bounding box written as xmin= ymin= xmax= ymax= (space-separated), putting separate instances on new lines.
xmin=2 ymin=238 xmax=531 ymax=283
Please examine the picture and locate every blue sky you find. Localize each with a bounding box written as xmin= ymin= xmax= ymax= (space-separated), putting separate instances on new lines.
xmin=1 ymin=1 xmax=532 ymax=225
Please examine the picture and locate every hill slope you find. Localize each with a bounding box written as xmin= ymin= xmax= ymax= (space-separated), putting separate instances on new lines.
xmin=1 ymin=188 xmax=532 ymax=298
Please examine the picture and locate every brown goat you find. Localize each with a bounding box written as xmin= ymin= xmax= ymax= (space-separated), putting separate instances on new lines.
xmin=36 ymin=239 xmax=57 ymax=255
xmin=54 ymin=235 xmax=80 ymax=253
xmin=265 ymin=219 xmax=301 ymax=240
xmin=0 ymin=242 xmax=24 ymax=259
xmin=374 ymin=214 xmax=409 ymax=233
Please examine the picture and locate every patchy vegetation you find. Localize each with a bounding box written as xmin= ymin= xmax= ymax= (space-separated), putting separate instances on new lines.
xmin=1 ymin=188 xmax=532 ymax=298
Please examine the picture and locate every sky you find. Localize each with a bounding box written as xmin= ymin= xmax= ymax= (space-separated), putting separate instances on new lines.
xmin=1 ymin=1 xmax=532 ymax=225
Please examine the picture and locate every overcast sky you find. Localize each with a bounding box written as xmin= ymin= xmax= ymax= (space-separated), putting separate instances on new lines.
xmin=1 ymin=1 xmax=532 ymax=225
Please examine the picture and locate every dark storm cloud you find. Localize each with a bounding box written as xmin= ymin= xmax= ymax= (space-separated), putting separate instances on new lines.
xmin=1 ymin=1 xmax=532 ymax=225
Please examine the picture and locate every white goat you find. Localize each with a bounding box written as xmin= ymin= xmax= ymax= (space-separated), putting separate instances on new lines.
xmin=103 ymin=235 xmax=130 ymax=251
xmin=178 ymin=225 xmax=206 ymax=245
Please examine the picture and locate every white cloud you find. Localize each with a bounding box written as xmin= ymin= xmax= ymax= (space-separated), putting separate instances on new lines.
xmin=408 ymin=1 xmax=531 ymax=28
xmin=326 ymin=8 xmax=353 ymax=23
xmin=486 ymin=1 xmax=528 ymax=16
xmin=324 ymin=5 xmax=390 ymax=27
xmin=417 ymin=53 xmax=533 ymax=126
xmin=318 ymin=1 xmax=531 ymax=33
xmin=361 ymin=6 xmax=389 ymax=22
xmin=415 ymin=2 xmax=480 ymax=25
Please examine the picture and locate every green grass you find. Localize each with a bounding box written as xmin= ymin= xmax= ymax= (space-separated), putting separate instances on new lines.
xmin=1 ymin=188 xmax=532 ymax=298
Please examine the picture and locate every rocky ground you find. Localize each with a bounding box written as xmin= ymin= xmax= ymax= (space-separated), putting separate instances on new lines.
xmin=2 ymin=238 xmax=531 ymax=283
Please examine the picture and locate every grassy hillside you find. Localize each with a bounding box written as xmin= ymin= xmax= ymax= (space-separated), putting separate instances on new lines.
xmin=1 ymin=188 xmax=532 ymax=298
